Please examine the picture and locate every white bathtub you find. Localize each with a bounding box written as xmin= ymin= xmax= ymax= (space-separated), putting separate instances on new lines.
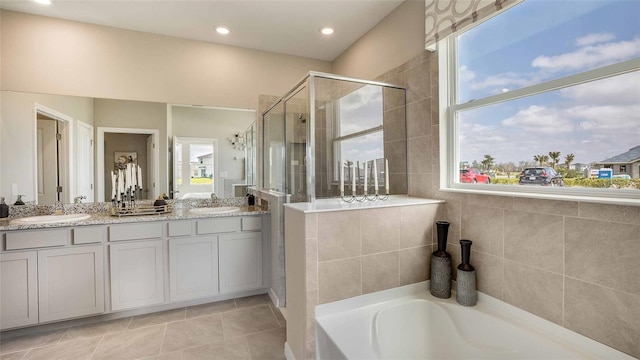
xmin=315 ymin=282 xmax=633 ymax=360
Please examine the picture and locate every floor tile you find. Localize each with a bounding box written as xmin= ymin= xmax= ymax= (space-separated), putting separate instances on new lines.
xmin=91 ymin=324 xmax=165 ymax=360
xmin=22 ymin=336 xmax=101 ymax=360
xmin=0 ymin=329 xmax=65 ymax=355
xmin=234 ymin=294 xmax=271 ymax=309
xmin=246 ymin=327 xmax=286 ymax=360
xmin=60 ymin=317 xmax=130 ymax=342
xmin=182 ymin=338 xmax=249 ymax=360
xmin=0 ymin=351 xmax=27 ymax=360
xmin=161 ymin=315 xmax=224 ymax=353
xmin=222 ymin=305 xmax=279 ymax=338
xmin=142 ymin=350 xmax=183 ymax=360
xmin=128 ymin=309 xmax=185 ymax=330
xmin=186 ymin=300 xmax=235 ymax=319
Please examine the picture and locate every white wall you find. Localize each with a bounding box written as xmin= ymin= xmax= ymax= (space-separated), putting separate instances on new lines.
xmin=331 ymin=0 xmax=425 ymax=79
xmin=0 ymin=10 xmax=331 ymax=111
xmin=0 ymin=91 xmax=94 ymax=203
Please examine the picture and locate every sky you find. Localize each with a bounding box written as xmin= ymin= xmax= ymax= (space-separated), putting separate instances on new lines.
xmin=456 ymin=0 xmax=640 ymax=166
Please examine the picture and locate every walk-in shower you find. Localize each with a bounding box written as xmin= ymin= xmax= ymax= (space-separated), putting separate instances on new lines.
xmin=262 ymin=72 xmax=407 ymax=203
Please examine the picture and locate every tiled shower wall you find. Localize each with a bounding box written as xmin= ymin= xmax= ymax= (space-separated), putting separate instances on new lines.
xmin=380 ymin=50 xmax=640 ymax=358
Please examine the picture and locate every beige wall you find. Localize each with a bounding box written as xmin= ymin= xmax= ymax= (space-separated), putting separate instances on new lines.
xmin=104 ymin=133 xmax=149 ymax=200
xmin=0 ymin=91 xmax=94 ymax=203
xmin=171 ymin=106 xmax=255 ymax=195
xmin=0 ymin=10 xmax=331 ymax=111
xmin=331 ymin=0 xmax=425 ymax=80
xmin=94 ymin=98 xmax=168 ymax=197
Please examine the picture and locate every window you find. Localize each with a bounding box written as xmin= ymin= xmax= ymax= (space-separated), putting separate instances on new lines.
xmin=440 ymin=0 xmax=640 ymax=203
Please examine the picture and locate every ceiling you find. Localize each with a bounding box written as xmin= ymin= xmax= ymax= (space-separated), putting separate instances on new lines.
xmin=0 ymin=0 xmax=404 ymax=61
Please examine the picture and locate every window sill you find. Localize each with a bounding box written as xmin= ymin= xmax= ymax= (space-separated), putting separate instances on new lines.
xmin=440 ymin=185 xmax=640 ymax=207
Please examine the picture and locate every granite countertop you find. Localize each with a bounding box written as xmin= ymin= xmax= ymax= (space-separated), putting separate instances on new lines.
xmin=0 ymin=206 xmax=269 ymax=232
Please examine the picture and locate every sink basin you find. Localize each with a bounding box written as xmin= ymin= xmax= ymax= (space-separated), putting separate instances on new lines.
xmin=10 ymin=213 xmax=92 ymax=225
xmin=189 ymin=206 xmax=241 ymax=214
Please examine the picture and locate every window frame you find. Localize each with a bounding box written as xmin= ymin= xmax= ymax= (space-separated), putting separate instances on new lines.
xmin=438 ymin=9 xmax=640 ymax=206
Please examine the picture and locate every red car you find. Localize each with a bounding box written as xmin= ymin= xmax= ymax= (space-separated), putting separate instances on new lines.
xmin=460 ymin=168 xmax=491 ymax=184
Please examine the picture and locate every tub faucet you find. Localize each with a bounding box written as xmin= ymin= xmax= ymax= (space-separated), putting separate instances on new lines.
xmin=211 ymin=193 xmax=218 ymax=207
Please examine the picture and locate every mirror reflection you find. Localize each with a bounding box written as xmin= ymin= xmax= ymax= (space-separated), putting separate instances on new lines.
xmin=0 ymin=90 xmax=257 ymax=205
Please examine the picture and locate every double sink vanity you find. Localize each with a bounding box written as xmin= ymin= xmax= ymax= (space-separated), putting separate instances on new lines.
xmin=0 ymin=204 xmax=270 ymax=332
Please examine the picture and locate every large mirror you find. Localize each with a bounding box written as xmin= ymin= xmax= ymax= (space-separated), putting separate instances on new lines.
xmin=0 ymin=90 xmax=257 ymax=205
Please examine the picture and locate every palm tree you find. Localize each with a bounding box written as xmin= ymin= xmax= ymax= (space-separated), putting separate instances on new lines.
xmin=548 ymin=151 xmax=561 ymax=169
xmin=533 ymin=155 xmax=548 ymax=166
xmin=481 ymin=154 xmax=494 ymax=171
xmin=565 ymin=153 xmax=575 ymax=169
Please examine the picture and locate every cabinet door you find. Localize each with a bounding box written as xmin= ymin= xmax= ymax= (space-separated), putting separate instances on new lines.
xmin=219 ymin=233 xmax=263 ymax=293
xmin=38 ymin=245 xmax=105 ymax=322
xmin=110 ymin=240 xmax=164 ymax=311
xmin=169 ymin=236 xmax=219 ymax=301
xmin=0 ymin=252 xmax=38 ymax=330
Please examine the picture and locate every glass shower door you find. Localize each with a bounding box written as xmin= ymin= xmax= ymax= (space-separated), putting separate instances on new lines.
xmin=284 ymin=84 xmax=309 ymax=203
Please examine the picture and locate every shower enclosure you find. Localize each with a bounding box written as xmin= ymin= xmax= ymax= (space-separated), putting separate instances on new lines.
xmin=262 ymin=72 xmax=407 ymax=203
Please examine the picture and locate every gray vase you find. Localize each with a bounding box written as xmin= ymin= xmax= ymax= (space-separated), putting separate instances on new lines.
xmin=430 ymin=221 xmax=452 ymax=299
xmin=456 ymin=239 xmax=477 ymax=306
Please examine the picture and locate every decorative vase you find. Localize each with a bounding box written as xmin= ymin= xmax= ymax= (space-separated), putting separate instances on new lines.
xmin=430 ymin=221 xmax=452 ymax=298
xmin=456 ymin=239 xmax=477 ymax=306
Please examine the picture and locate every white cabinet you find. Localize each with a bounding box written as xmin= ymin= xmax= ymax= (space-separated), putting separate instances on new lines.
xmin=38 ymin=245 xmax=104 ymax=322
xmin=219 ymin=232 xmax=263 ymax=293
xmin=110 ymin=240 xmax=164 ymax=311
xmin=169 ymin=236 xmax=219 ymax=301
xmin=0 ymin=252 xmax=38 ymax=330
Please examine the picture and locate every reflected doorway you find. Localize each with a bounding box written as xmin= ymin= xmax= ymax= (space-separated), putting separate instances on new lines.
xmin=173 ymin=137 xmax=218 ymax=199
xmin=35 ymin=104 xmax=72 ymax=205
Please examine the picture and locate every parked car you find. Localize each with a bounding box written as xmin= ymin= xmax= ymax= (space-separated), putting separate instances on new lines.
xmin=518 ymin=167 xmax=564 ymax=186
xmin=612 ymin=174 xmax=631 ymax=180
xmin=460 ymin=168 xmax=491 ymax=184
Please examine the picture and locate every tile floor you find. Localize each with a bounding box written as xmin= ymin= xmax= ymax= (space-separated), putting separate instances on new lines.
xmin=0 ymin=294 xmax=287 ymax=360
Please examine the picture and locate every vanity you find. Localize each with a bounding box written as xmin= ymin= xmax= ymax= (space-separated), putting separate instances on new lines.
xmin=0 ymin=208 xmax=270 ymax=331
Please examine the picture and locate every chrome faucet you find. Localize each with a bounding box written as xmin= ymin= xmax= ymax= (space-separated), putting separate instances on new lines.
xmin=74 ymin=195 xmax=86 ymax=204
xmin=211 ymin=193 xmax=218 ymax=207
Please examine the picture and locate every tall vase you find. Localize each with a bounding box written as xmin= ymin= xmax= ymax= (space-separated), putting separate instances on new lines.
xmin=430 ymin=221 xmax=452 ymax=298
xmin=456 ymin=239 xmax=477 ymax=306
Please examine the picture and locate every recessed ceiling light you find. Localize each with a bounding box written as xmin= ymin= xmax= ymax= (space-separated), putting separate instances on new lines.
xmin=33 ymin=0 xmax=52 ymax=4
xmin=215 ymin=26 xmax=230 ymax=35
xmin=320 ymin=27 xmax=334 ymax=35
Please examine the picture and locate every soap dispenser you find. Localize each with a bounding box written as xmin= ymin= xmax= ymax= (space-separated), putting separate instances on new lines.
xmin=0 ymin=197 xmax=9 ymax=218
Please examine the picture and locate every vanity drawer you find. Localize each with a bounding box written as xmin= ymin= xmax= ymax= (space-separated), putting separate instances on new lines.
xmin=73 ymin=226 xmax=106 ymax=244
xmin=5 ymin=229 xmax=68 ymax=250
xmin=196 ymin=218 xmax=241 ymax=235
xmin=241 ymin=216 xmax=262 ymax=231
xmin=168 ymin=221 xmax=193 ymax=237
xmin=109 ymin=223 xmax=163 ymax=242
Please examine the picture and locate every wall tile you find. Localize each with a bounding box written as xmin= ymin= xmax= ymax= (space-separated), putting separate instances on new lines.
xmin=384 ymin=60 xmax=410 ymax=78
xmin=400 ymin=204 xmax=437 ymax=248
xmin=461 ymin=204 xmax=504 ymax=257
xmin=410 ymin=50 xmax=432 ymax=68
xmin=390 ymin=173 xmax=408 ymax=195
xmin=383 ymin=87 xmax=405 ymax=112
xmin=442 ymin=201 xmax=461 ymax=243
xmin=565 ymin=217 xmax=640 ymax=295
xmin=408 ymin=136 xmax=431 ymax=174
xmin=305 ymin=214 xmax=317 ymax=240
xmin=504 ymin=211 xmax=563 ymax=274
xmin=503 ymin=261 xmax=563 ymax=325
xmin=564 ymin=278 xmax=640 ymax=358
xmin=362 ymin=207 xmax=401 ymax=255
xmin=386 ymin=70 xmax=408 ymax=89
xmin=306 ymin=290 xmax=318 ymax=340
xmin=408 ymin=173 xmax=433 ymax=198
xmin=465 ymin=194 xmax=513 ymax=209
xmin=306 ymin=236 xmax=318 ymax=291
xmin=471 ymin=251 xmax=503 ymax=299
xmin=318 ymin=210 xmax=361 ymax=261
xmin=362 ymin=251 xmax=400 ymax=294
xmin=383 ymin=107 xmax=406 ymax=143
xmin=406 ymin=98 xmax=431 ymax=138
xmin=318 ymin=258 xmax=362 ymax=304
xmin=407 ymin=63 xmax=431 ymax=104
xmin=399 ymin=246 xmax=430 ymax=285
xmin=579 ymin=202 xmax=640 ymax=225
xmin=512 ymin=197 xmax=578 ymax=217
xmin=386 ymin=139 xmax=407 ymax=174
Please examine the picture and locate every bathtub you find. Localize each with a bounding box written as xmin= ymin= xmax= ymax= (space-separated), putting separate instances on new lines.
xmin=315 ymin=282 xmax=633 ymax=360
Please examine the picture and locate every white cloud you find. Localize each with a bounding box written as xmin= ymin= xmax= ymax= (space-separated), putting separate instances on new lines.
xmin=501 ymin=105 xmax=575 ymax=134
xmin=560 ymin=71 xmax=640 ymax=105
xmin=531 ymin=37 xmax=640 ymax=72
xmin=576 ymin=32 xmax=616 ymax=46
